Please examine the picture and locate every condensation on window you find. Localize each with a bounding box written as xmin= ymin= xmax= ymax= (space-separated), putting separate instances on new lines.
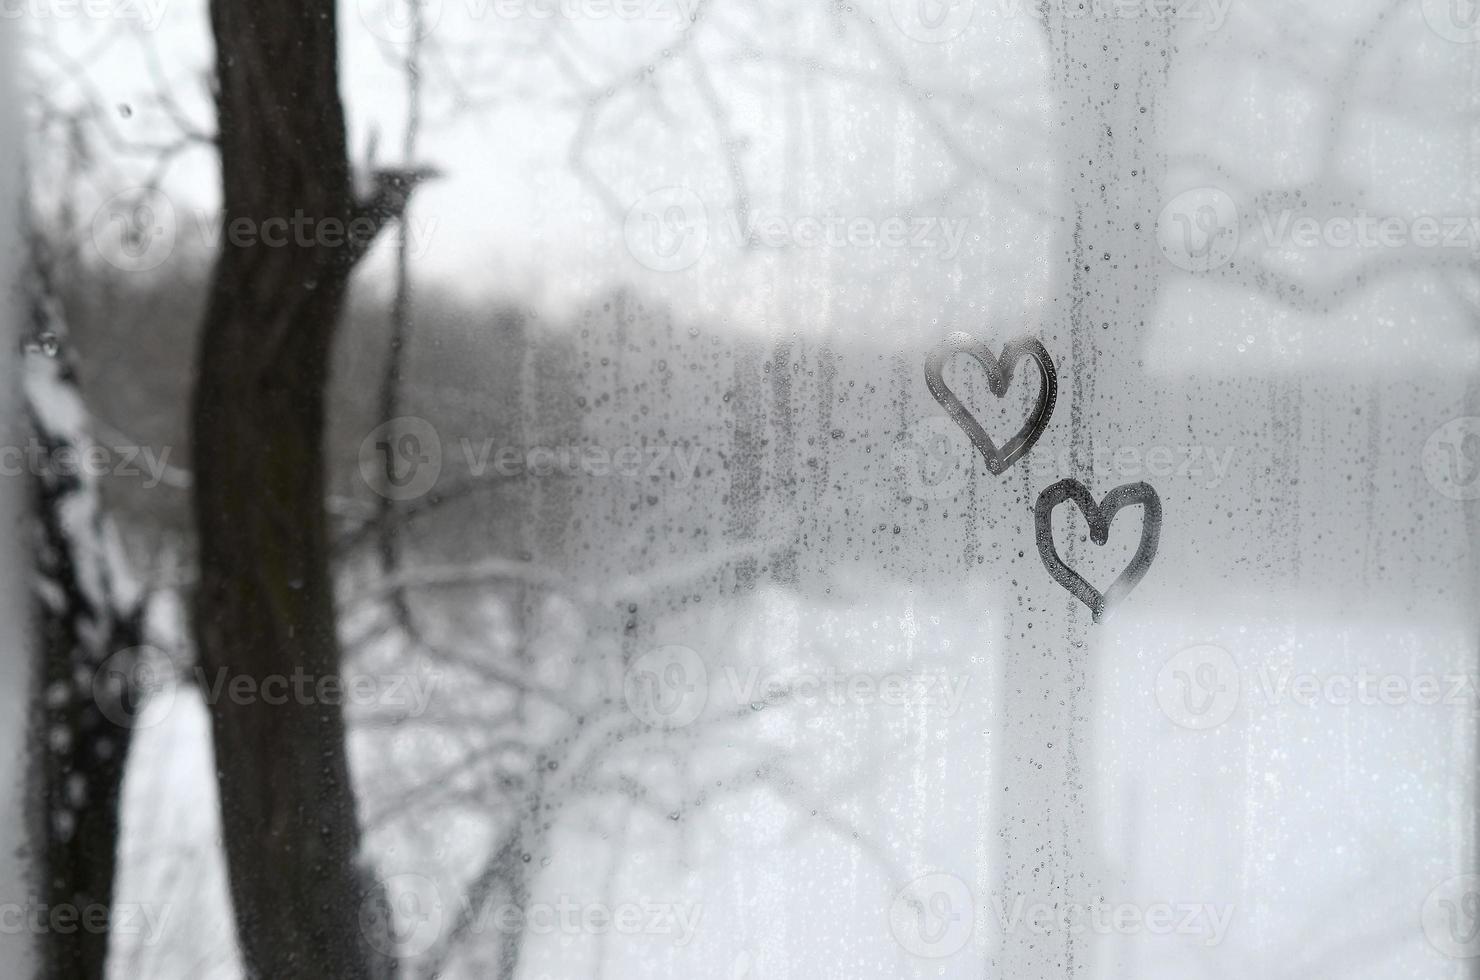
xmin=9 ymin=1 xmax=1480 ymax=978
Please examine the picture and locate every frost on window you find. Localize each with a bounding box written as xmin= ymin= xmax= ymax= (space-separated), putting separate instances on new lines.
xmin=9 ymin=0 xmax=1480 ymax=977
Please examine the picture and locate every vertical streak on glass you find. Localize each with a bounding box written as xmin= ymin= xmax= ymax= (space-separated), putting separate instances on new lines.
xmin=0 ymin=14 xmax=37 ymax=980
xmin=992 ymin=9 xmax=1172 ymax=975
xmin=1466 ymin=41 xmax=1480 ymax=954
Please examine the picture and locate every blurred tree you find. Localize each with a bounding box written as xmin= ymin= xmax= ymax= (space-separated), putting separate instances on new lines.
xmin=190 ymin=1 xmax=430 ymax=975
xmin=26 ymin=245 xmax=146 ymax=980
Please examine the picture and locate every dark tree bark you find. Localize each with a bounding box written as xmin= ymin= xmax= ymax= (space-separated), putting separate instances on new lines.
xmin=32 ymin=482 xmax=142 ymax=980
xmin=190 ymin=2 xmax=424 ymax=976
xmin=26 ymin=280 xmax=145 ymax=980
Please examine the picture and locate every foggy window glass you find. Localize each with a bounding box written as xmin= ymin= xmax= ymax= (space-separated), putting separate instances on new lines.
xmin=6 ymin=0 xmax=1479 ymax=977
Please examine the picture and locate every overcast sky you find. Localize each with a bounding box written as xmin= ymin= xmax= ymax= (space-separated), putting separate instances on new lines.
xmin=27 ymin=0 xmax=1480 ymax=371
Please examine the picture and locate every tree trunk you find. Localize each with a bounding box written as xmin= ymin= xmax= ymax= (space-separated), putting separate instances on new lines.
xmin=27 ymin=300 xmax=145 ymax=980
xmin=191 ymin=1 xmax=393 ymax=976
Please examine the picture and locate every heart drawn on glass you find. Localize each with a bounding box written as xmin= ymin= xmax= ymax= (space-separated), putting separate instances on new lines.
xmin=1035 ymin=479 xmax=1162 ymax=623
xmin=924 ymin=332 xmax=1058 ymax=476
